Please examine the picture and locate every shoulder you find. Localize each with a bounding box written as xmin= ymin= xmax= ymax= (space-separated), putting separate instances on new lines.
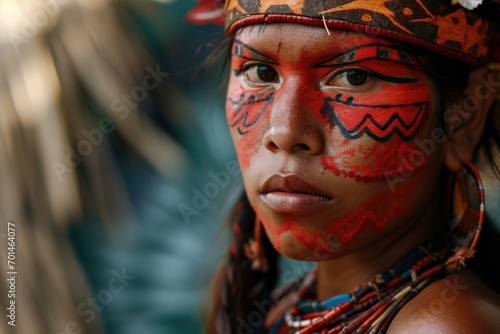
xmin=388 ymin=269 xmax=500 ymax=334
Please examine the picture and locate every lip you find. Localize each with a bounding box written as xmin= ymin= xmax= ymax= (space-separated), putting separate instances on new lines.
xmin=259 ymin=174 xmax=334 ymax=214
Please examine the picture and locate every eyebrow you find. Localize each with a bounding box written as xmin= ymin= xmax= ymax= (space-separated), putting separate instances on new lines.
xmin=314 ymin=43 xmax=416 ymax=68
xmin=231 ymin=39 xmax=277 ymax=64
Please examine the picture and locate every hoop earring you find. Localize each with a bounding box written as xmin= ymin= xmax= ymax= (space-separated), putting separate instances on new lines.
xmin=244 ymin=215 xmax=268 ymax=272
xmin=446 ymin=161 xmax=485 ymax=270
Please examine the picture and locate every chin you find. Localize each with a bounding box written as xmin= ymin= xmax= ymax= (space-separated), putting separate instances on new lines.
xmin=269 ymin=231 xmax=344 ymax=262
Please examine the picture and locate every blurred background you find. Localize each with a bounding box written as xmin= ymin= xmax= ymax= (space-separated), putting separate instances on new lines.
xmin=0 ymin=0 xmax=240 ymax=333
xmin=0 ymin=1 xmax=499 ymax=334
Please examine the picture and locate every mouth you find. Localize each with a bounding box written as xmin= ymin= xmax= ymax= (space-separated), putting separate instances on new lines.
xmin=259 ymin=174 xmax=334 ymax=214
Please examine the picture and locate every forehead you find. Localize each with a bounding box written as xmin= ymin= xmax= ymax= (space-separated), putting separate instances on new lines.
xmin=233 ymin=23 xmax=395 ymax=64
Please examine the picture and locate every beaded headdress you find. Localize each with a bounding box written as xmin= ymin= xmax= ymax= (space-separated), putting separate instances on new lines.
xmin=187 ymin=0 xmax=499 ymax=66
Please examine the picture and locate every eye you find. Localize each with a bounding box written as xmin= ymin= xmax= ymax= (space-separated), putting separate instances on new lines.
xmin=329 ymin=69 xmax=373 ymax=88
xmin=243 ymin=64 xmax=279 ymax=83
xmin=343 ymin=70 xmax=370 ymax=86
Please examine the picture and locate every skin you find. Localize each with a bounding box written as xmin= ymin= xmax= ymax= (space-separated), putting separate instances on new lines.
xmin=226 ymin=23 xmax=500 ymax=331
xmin=388 ymin=269 xmax=500 ymax=334
xmin=227 ymin=23 xmax=443 ymax=260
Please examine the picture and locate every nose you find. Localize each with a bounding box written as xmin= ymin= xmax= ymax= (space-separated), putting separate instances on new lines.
xmin=263 ymin=82 xmax=325 ymax=155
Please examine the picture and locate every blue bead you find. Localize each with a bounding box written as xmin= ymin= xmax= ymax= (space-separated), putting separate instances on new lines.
xmin=323 ymin=293 xmax=350 ymax=309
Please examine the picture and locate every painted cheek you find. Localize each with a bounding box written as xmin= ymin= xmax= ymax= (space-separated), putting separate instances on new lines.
xmin=321 ymin=79 xmax=431 ymax=142
xmin=253 ymin=205 xmax=283 ymax=252
xmin=226 ymin=84 xmax=274 ymax=169
xmin=233 ymin=127 xmax=260 ymax=171
xmin=255 ymin=206 xmax=331 ymax=255
xmin=321 ymin=139 xmax=430 ymax=183
xmin=327 ymin=175 xmax=423 ymax=247
xmin=319 ymin=80 xmax=432 ymax=182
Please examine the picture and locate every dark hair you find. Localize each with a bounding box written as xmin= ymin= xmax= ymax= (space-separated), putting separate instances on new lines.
xmin=204 ymin=28 xmax=500 ymax=334
xmin=208 ymin=200 xmax=278 ymax=334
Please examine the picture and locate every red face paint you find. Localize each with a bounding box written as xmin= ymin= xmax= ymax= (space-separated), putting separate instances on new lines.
xmin=317 ymin=44 xmax=431 ymax=143
xmin=258 ymin=175 xmax=423 ymax=256
xmin=228 ymin=26 xmax=439 ymax=260
xmin=320 ymin=96 xmax=429 ymax=142
xmin=226 ymin=39 xmax=278 ymax=169
xmin=321 ymin=140 xmax=430 ymax=183
xmin=325 ymin=175 xmax=421 ymax=247
xmin=316 ymin=43 xmax=432 ymax=184
xmin=231 ymin=38 xmax=277 ymax=64
xmin=226 ymin=90 xmax=274 ymax=169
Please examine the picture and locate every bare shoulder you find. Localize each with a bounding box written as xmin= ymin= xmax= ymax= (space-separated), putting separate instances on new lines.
xmin=388 ymin=269 xmax=500 ymax=334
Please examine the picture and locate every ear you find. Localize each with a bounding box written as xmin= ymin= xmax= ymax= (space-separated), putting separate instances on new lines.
xmin=444 ymin=66 xmax=499 ymax=172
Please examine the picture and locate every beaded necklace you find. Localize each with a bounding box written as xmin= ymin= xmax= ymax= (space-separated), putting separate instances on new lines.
xmin=267 ymin=237 xmax=454 ymax=334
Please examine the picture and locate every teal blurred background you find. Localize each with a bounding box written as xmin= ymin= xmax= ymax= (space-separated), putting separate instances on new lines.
xmin=1 ymin=1 xmax=241 ymax=333
xmin=67 ymin=1 xmax=239 ymax=333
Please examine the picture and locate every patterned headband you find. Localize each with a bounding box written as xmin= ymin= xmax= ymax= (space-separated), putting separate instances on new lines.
xmin=187 ymin=0 xmax=499 ymax=66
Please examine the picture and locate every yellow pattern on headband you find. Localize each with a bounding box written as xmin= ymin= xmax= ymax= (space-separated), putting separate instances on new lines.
xmin=224 ymin=0 xmax=494 ymax=65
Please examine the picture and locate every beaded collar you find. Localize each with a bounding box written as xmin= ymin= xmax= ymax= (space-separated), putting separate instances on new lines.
xmin=267 ymin=237 xmax=454 ymax=334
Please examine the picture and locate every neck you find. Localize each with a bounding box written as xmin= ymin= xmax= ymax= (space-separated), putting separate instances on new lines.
xmin=316 ymin=189 xmax=446 ymax=300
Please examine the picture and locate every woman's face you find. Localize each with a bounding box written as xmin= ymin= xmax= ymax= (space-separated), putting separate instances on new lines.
xmin=226 ymin=23 xmax=444 ymax=260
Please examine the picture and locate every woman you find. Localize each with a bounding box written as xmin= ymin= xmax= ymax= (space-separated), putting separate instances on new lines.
xmin=189 ymin=0 xmax=500 ymax=333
